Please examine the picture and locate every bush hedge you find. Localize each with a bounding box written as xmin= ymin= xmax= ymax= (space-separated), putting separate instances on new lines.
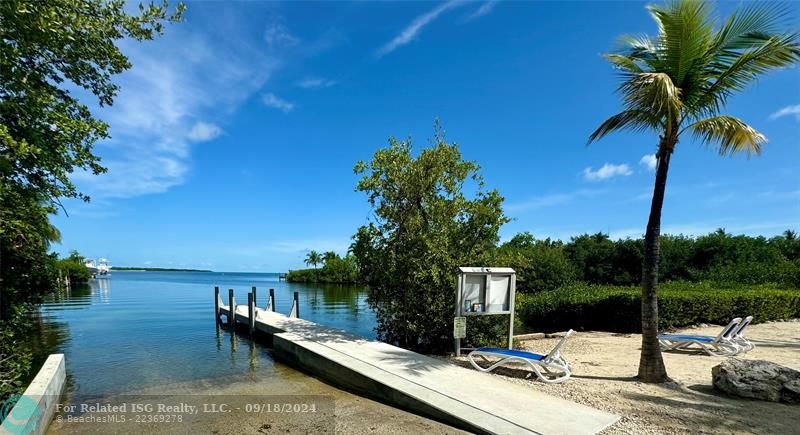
xmin=516 ymin=281 xmax=800 ymax=333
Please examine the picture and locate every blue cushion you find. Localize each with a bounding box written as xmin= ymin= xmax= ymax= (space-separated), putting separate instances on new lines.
xmin=657 ymin=334 xmax=715 ymax=343
xmin=473 ymin=347 xmax=546 ymax=360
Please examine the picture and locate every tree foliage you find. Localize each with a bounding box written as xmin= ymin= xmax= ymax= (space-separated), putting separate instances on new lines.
xmin=498 ymin=229 xmax=800 ymax=292
xmin=351 ymin=126 xmax=508 ymax=353
xmin=0 ymin=0 xmax=183 ymax=399
xmin=287 ymin=252 xmax=358 ymax=284
xmin=0 ymin=0 xmax=185 ymax=201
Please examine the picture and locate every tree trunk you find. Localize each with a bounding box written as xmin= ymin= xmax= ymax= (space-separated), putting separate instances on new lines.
xmin=638 ymin=138 xmax=674 ymax=383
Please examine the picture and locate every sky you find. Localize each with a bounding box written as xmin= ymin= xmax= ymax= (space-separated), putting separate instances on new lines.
xmin=52 ymin=0 xmax=800 ymax=272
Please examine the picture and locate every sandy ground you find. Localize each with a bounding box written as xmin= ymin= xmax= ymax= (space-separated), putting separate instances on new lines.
xmin=449 ymin=320 xmax=800 ymax=435
xmin=47 ymin=363 xmax=461 ymax=435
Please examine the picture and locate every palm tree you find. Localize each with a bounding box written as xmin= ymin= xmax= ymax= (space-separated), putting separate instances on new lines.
xmin=323 ymin=251 xmax=338 ymax=264
xmin=783 ymin=229 xmax=797 ymax=241
xmin=590 ymin=0 xmax=799 ymax=382
xmin=305 ymin=250 xmax=322 ymax=269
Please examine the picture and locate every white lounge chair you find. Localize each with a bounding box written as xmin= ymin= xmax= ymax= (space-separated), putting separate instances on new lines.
xmin=731 ymin=315 xmax=755 ymax=353
xmin=658 ymin=318 xmax=741 ymax=356
xmin=468 ymin=330 xmax=574 ymax=384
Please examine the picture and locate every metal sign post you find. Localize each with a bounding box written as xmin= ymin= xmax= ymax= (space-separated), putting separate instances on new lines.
xmin=454 ymin=267 xmax=516 ymax=356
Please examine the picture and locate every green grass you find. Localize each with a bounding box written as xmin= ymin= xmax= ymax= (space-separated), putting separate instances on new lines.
xmin=516 ymin=281 xmax=800 ymax=333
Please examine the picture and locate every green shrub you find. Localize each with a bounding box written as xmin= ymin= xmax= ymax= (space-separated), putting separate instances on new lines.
xmin=56 ymin=251 xmax=91 ymax=284
xmin=516 ymin=281 xmax=800 ymax=333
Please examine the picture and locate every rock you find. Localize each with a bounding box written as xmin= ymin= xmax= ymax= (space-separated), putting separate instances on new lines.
xmin=712 ymin=359 xmax=800 ymax=404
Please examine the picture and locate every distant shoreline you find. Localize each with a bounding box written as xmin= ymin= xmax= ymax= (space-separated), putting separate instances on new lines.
xmin=113 ymin=267 xmax=213 ymax=272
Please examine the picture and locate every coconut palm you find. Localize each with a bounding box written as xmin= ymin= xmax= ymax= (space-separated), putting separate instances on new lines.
xmin=589 ymin=0 xmax=799 ymax=382
xmin=323 ymin=251 xmax=338 ymax=264
xmin=305 ymin=250 xmax=322 ymax=269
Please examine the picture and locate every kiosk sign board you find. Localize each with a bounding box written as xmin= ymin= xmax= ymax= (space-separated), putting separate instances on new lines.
xmin=454 ymin=267 xmax=516 ymax=356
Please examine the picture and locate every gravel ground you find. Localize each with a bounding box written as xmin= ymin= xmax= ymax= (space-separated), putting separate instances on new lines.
xmin=448 ymin=320 xmax=800 ymax=434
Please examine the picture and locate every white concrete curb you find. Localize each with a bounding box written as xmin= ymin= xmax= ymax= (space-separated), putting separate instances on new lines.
xmin=1 ymin=354 xmax=66 ymax=435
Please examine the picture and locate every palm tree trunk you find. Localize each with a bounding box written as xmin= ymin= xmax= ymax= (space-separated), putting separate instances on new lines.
xmin=638 ymin=138 xmax=673 ymax=383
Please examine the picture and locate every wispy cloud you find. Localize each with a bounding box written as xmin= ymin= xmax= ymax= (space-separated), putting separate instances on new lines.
xmin=583 ymin=163 xmax=633 ymax=181
xmin=187 ymin=121 xmax=222 ymax=142
xmin=261 ymin=93 xmax=296 ymax=113
xmin=71 ymin=24 xmax=277 ymax=200
xmin=295 ymin=76 xmax=337 ymax=89
xmin=264 ymin=21 xmax=299 ymax=48
xmin=465 ymin=0 xmax=498 ymax=20
xmin=506 ymin=189 xmax=604 ymax=213
xmin=376 ymin=0 xmax=465 ymax=58
xmin=639 ymin=154 xmax=656 ymax=171
xmin=769 ymin=104 xmax=800 ymax=121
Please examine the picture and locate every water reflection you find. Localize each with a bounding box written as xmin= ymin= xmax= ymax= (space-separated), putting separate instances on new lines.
xmin=30 ymin=272 xmax=376 ymax=397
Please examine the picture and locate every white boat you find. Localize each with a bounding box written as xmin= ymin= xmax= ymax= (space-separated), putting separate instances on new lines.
xmin=85 ymin=258 xmax=111 ymax=278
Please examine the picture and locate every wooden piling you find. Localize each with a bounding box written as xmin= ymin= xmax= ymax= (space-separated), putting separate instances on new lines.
xmin=247 ymin=292 xmax=255 ymax=335
xmin=269 ymin=288 xmax=275 ymax=312
xmin=214 ymin=286 xmax=220 ymax=322
xmin=228 ymin=288 xmax=235 ymax=327
xmin=289 ymin=291 xmax=299 ymax=318
xmin=251 ymin=286 xmax=257 ymax=306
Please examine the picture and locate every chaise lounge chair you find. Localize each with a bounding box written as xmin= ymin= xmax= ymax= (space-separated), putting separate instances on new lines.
xmin=467 ymin=330 xmax=574 ymax=384
xmin=731 ymin=315 xmax=755 ymax=353
xmin=658 ymin=317 xmax=741 ymax=356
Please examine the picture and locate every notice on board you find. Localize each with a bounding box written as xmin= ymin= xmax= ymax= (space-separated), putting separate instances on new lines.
xmin=453 ymin=316 xmax=466 ymax=338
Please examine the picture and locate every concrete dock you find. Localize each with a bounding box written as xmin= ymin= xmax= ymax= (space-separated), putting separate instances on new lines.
xmin=218 ymin=294 xmax=619 ymax=435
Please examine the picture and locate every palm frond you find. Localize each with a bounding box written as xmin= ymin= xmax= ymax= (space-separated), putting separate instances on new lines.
xmin=589 ymin=110 xmax=660 ymax=143
xmin=620 ymin=72 xmax=682 ymax=125
xmin=605 ymin=54 xmax=644 ymax=73
xmin=647 ymin=0 xmax=715 ymax=86
xmin=691 ymin=32 xmax=800 ymax=120
xmin=687 ymin=115 xmax=766 ymax=156
xmin=711 ymin=3 xmax=789 ymax=52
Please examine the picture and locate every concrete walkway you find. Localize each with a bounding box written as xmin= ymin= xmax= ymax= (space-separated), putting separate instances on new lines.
xmin=220 ymin=303 xmax=619 ymax=434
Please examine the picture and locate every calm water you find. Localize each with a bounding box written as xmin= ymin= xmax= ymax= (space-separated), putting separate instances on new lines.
xmin=33 ymin=271 xmax=375 ymax=397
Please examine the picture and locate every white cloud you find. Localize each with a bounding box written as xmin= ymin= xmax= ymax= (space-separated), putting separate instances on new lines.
xmin=71 ymin=14 xmax=277 ymax=200
xmin=466 ymin=0 xmax=498 ymax=20
xmin=295 ymin=76 xmax=337 ymax=89
xmin=187 ymin=121 xmax=222 ymax=142
xmin=264 ymin=21 xmax=299 ymax=48
xmin=769 ymin=104 xmax=800 ymax=121
xmin=639 ymin=154 xmax=657 ymax=171
xmin=583 ymin=163 xmax=633 ymax=181
xmin=261 ymin=93 xmax=295 ymax=113
xmin=376 ymin=0 xmax=465 ymax=58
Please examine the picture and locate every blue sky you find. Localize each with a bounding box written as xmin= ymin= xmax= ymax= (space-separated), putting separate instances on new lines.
xmin=53 ymin=1 xmax=800 ymax=272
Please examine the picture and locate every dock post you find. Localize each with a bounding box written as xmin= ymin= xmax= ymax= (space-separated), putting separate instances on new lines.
xmin=251 ymin=286 xmax=257 ymax=306
xmin=247 ymin=292 xmax=255 ymax=335
xmin=214 ymin=286 xmax=220 ymax=322
xmin=269 ymin=288 xmax=275 ymax=312
xmin=289 ymin=291 xmax=299 ymax=318
xmin=228 ymin=288 xmax=235 ymax=327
